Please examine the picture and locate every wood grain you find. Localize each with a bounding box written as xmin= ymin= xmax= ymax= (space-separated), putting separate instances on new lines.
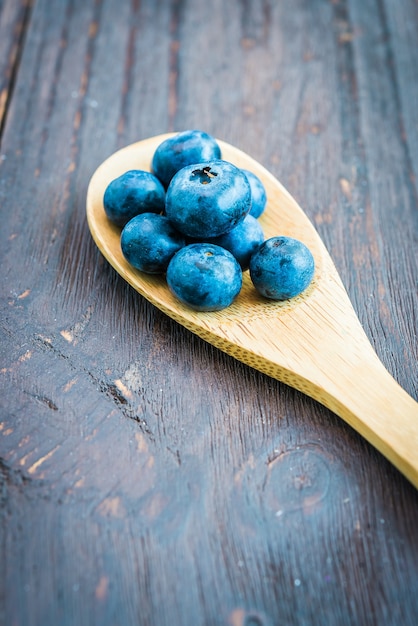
xmin=1 ymin=1 xmax=418 ymax=625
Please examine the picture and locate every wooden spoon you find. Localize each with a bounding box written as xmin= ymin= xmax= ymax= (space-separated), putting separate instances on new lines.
xmin=86 ymin=133 xmax=418 ymax=489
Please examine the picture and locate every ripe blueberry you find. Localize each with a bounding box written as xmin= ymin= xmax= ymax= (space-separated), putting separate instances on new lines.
xmin=120 ymin=213 xmax=186 ymax=274
xmin=152 ymin=130 xmax=221 ymax=187
xmin=242 ymin=169 xmax=267 ymax=218
xmin=249 ymin=236 xmax=315 ymax=300
xmin=104 ymin=170 xmax=165 ymax=228
xmin=165 ymin=160 xmax=251 ymax=238
xmin=208 ymin=214 xmax=264 ymax=270
xmin=166 ymin=243 xmax=242 ymax=311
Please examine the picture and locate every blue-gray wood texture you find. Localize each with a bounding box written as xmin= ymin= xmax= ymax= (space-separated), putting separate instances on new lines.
xmin=1 ymin=1 xmax=417 ymax=624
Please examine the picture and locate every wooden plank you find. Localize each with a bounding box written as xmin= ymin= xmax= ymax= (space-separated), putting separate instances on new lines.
xmin=0 ymin=0 xmax=417 ymax=624
xmin=0 ymin=0 xmax=32 ymax=132
xmin=382 ymin=0 xmax=418 ymax=192
xmin=346 ymin=0 xmax=418 ymax=396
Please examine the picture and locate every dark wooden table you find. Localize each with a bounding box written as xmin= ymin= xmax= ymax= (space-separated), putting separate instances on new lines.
xmin=1 ymin=1 xmax=417 ymax=625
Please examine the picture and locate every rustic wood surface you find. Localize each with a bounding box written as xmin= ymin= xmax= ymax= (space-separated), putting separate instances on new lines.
xmin=1 ymin=1 xmax=417 ymax=625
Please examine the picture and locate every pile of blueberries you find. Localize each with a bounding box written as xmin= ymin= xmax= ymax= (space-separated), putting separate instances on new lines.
xmin=103 ymin=130 xmax=315 ymax=311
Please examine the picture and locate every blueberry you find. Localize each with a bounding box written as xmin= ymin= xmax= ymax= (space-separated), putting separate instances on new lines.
xmin=104 ymin=170 xmax=165 ymax=228
xmin=151 ymin=130 xmax=221 ymax=187
xmin=249 ymin=236 xmax=315 ymax=300
xmin=166 ymin=243 xmax=242 ymax=311
xmin=165 ymin=160 xmax=251 ymax=239
xmin=242 ymin=169 xmax=267 ymax=218
xmin=120 ymin=213 xmax=186 ymax=274
xmin=208 ymin=214 xmax=264 ymax=270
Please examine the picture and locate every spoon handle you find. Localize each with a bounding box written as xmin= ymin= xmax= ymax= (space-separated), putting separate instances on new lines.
xmin=235 ymin=271 xmax=418 ymax=489
xmin=311 ymin=344 xmax=418 ymax=489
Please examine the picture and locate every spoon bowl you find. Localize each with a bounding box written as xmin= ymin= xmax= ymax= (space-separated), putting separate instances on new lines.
xmin=87 ymin=134 xmax=418 ymax=488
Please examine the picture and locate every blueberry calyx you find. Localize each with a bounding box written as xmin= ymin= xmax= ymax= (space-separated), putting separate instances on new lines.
xmin=191 ymin=166 xmax=218 ymax=184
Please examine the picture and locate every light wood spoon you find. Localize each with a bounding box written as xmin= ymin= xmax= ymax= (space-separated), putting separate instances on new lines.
xmin=86 ymin=133 xmax=418 ymax=489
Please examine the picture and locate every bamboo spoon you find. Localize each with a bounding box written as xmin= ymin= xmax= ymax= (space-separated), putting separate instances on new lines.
xmin=86 ymin=133 xmax=418 ymax=489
